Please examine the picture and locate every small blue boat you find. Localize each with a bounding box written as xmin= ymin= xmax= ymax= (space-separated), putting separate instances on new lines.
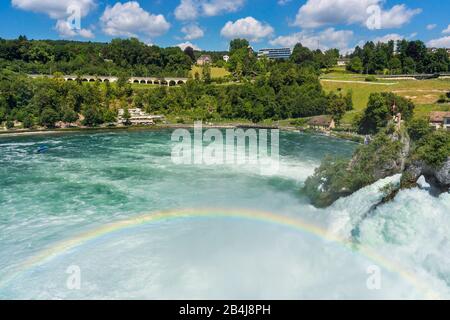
xmin=37 ymin=145 xmax=49 ymax=153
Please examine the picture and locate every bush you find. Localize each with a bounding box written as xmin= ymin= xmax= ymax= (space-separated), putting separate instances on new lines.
xmin=5 ymin=120 xmax=14 ymax=129
xmin=22 ymin=115 xmax=34 ymax=129
xmin=365 ymin=75 xmax=377 ymax=82
xmin=407 ymin=118 xmax=431 ymax=142
xmin=40 ymin=108 xmax=59 ymax=128
xmin=290 ymin=118 xmax=308 ymax=127
xmin=414 ymin=131 xmax=450 ymax=168
xmin=437 ymin=93 xmax=450 ymax=104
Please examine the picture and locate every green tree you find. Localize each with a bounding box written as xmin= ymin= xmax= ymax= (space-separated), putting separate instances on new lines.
xmin=229 ymin=39 xmax=250 ymax=54
xmin=358 ymin=93 xmax=414 ymax=134
xmin=327 ymin=93 xmax=347 ymax=126
xmin=81 ymin=104 xmax=103 ymax=127
xmin=183 ymin=46 xmax=196 ymax=62
xmin=403 ymin=57 xmax=416 ymax=74
xmin=345 ymin=90 xmax=353 ymax=111
xmin=25 ymin=42 xmax=54 ymax=64
xmin=414 ymin=131 xmax=450 ymax=168
xmin=291 ymin=43 xmax=314 ymax=65
xmin=6 ymin=120 xmax=14 ymax=129
xmin=407 ymin=118 xmax=432 ymax=142
xmin=202 ymin=63 xmax=212 ymax=84
xmin=39 ymin=108 xmax=59 ymax=128
xmin=62 ymin=107 xmax=78 ymax=123
xmin=104 ymin=109 xmax=117 ymax=124
xmin=388 ymin=57 xmax=402 ymax=74
xmin=358 ymin=93 xmax=391 ymax=134
xmin=347 ymin=57 xmax=363 ymax=73
xmin=22 ymin=115 xmax=34 ymax=128
xmin=122 ymin=106 xmax=131 ymax=125
xmin=193 ymin=95 xmax=217 ymax=120
xmin=323 ymin=49 xmax=339 ymax=70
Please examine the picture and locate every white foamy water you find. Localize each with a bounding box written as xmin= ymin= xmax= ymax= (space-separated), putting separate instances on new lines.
xmin=0 ymin=130 xmax=448 ymax=299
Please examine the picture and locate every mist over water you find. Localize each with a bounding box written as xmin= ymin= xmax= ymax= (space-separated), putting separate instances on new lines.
xmin=0 ymin=130 xmax=449 ymax=299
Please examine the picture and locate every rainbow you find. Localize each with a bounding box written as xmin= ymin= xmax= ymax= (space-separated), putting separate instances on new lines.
xmin=0 ymin=208 xmax=441 ymax=299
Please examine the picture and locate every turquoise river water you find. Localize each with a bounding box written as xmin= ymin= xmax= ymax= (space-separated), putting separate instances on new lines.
xmin=0 ymin=129 xmax=449 ymax=299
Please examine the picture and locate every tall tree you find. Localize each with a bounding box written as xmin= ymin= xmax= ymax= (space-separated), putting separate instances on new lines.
xmin=183 ymin=46 xmax=196 ymax=62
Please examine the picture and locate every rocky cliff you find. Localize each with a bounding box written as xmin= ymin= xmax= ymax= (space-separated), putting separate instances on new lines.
xmin=304 ymin=124 xmax=449 ymax=208
xmin=401 ymin=157 xmax=450 ymax=192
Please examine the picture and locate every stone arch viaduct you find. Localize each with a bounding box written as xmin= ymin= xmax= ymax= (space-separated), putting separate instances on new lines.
xmin=29 ymin=75 xmax=188 ymax=86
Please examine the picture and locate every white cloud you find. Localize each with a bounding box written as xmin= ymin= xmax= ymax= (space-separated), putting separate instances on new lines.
xmin=427 ymin=36 xmax=450 ymax=48
xmin=12 ymin=0 xmax=96 ymax=38
xmin=100 ymin=1 xmax=170 ymax=38
xmin=202 ymin=0 xmax=245 ymax=16
xmin=293 ymin=0 xmax=421 ymax=30
xmin=174 ymin=0 xmax=245 ymax=21
xmin=443 ymin=25 xmax=450 ymax=34
xmin=55 ymin=19 xmax=94 ymax=39
xmin=379 ymin=5 xmax=422 ymax=29
xmin=221 ymin=17 xmax=274 ymax=42
xmin=174 ymin=0 xmax=200 ymax=21
xmin=270 ymin=28 xmax=354 ymax=54
xmin=181 ymin=24 xmax=205 ymax=40
xmin=373 ymin=33 xmax=403 ymax=43
xmin=12 ymin=0 xmax=96 ymax=19
xmin=277 ymin=0 xmax=291 ymax=5
xmin=177 ymin=41 xmax=202 ymax=51
xmin=426 ymin=24 xmax=437 ymax=31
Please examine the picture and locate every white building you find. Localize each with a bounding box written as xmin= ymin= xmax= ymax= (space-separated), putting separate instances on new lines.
xmin=258 ymin=48 xmax=291 ymax=60
xmin=337 ymin=58 xmax=350 ymax=66
xmin=118 ymin=108 xmax=165 ymax=126
xmin=197 ymin=55 xmax=212 ymax=66
xmin=429 ymin=111 xmax=450 ymax=130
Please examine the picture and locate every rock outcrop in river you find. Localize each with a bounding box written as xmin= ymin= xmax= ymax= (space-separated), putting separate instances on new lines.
xmin=401 ymin=157 xmax=450 ymax=192
xmin=304 ymin=124 xmax=450 ymax=208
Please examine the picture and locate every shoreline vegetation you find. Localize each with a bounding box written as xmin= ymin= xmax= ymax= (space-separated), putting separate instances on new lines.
xmin=3 ymin=37 xmax=449 ymax=134
xmin=0 ymin=122 xmax=364 ymax=144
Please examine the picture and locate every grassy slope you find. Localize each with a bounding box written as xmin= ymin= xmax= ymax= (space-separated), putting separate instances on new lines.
xmin=321 ymin=68 xmax=450 ymax=124
xmin=190 ymin=66 xmax=230 ymax=79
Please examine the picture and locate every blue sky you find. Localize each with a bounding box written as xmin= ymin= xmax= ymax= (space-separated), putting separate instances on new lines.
xmin=1 ymin=0 xmax=449 ymax=52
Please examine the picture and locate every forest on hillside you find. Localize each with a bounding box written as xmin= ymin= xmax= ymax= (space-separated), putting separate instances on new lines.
xmin=0 ymin=37 xmax=193 ymax=77
xmin=1 ymin=36 xmax=448 ymax=130
xmin=347 ymin=40 xmax=450 ymax=74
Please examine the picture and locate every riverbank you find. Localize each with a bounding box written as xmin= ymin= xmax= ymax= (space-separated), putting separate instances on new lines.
xmin=0 ymin=123 xmax=364 ymax=143
xmin=0 ymin=124 xmax=234 ymax=138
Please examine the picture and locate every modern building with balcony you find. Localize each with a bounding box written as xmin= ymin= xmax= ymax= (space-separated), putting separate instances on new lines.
xmin=258 ymin=48 xmax=292 ymax=60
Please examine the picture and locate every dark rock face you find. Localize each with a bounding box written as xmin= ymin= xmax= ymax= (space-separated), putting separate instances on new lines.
xmin=436 ymin=158 xmax=450 ymax=187
xmin=402 ymin=157 xmax=450 ymax=192
xmin=373 ymin=129 xmax=410 ymax=181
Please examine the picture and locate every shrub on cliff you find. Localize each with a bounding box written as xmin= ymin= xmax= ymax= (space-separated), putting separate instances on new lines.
xmin=413 ymin=131 xmax=450 ymax=168
xmin=304 ymin=127 xmax=405 ymax=207
xmin=407 ymin=118 xmax=432 ymax=142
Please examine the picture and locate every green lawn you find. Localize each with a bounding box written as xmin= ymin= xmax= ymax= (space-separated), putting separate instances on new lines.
xmin=414 ymin=104 xmax=450 ymax=119
xmin=321 ymin=66 xmax=367 ymax=80
xmin=190 ymin=66 xmax=230 ymax=79
xmin=321 ymin=77 xmax=450 ymax=124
